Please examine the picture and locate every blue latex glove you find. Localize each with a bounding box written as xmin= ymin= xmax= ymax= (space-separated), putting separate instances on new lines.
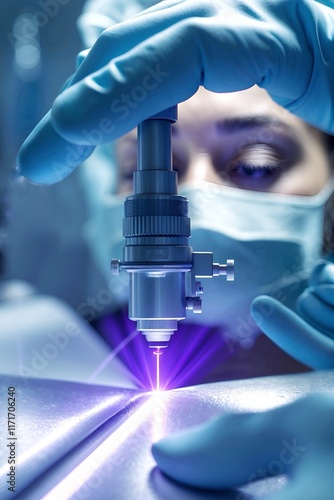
xmin=251 ymin=260 xmax=334 ymax=369
xmin=18 ymin=0 xmax=334 ymax=184
xmin=152 ymin=393 xmax=334 ymax=498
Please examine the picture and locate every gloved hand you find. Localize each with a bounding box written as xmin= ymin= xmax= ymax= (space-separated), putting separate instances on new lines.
xmin=251 ymin=260 xmax=334 ymax=369
xmin=18 ymin=0 xmax=334 ymax=184
xmin=152 ymin=393 xmax=334 ymax=498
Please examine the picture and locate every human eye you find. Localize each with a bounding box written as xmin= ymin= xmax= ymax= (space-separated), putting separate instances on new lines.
xmin=226 ymin=144 xmax=285 ymax=189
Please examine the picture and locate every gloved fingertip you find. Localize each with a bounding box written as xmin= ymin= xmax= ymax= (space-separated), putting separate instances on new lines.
xmin=251 ymin=295 xmax=279 ymax=329
xmin=309 ymin=260 xmax=334 ymax=288
xmin=151 ymin=420 xmax=201 ymax=456
xmin=17 ymin=110 xmax=95 ymax=185
xmin=151 ymin=418 xmax=219 ymax=487
xmin=151 ymin=439 xmax=169 ymax=462
xmin=151 ymin=434 xmax=198 ymax=488
xmin=17 ymin=139 xmax=56 ymax=186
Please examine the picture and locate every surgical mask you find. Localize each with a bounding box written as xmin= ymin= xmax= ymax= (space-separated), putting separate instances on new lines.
xmin=179 ymin=180 xmax=333 ymax=344
xmin=83 ymin=179 xmax=333 ymax=344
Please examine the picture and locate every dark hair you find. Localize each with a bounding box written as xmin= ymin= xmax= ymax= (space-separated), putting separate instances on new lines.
xmin=323 ymin=133 xmax=334 ymax=255
xmin=324 ymin=133 xmax=334 ymax=161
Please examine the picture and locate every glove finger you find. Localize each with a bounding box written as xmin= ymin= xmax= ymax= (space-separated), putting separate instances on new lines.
xmin=312 ymin=284 xmax=334 ymax=307
xmin=70 ymin=2 xmax=218 ymax=87
xmin=54 ymin=0 xmax=329 ymax=146
xmin=18 ymin=4 xmax=220 ymax=181
xmin=52 ymin=14 xmax=283 ymax=145
xmin=297 ymin=289 xmax=334 ymax=338
xmin=152 ymin=394 xmax=332 ymax=491
xmin=152 ymin=409 xmax=290 ymax=490
xmin=17 ymin=111 xmax=95 ymax=185
xmin=251 ymin=296 xmax=334 ymax=369
xmin=309 ymin=259 xmax=334 ymax=286
xmin=19 ymin=0 xmax=333 ymax=179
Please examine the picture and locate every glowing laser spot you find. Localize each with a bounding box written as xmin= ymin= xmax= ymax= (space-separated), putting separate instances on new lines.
xmin=153 ymin=349 xmax=163 ymax=391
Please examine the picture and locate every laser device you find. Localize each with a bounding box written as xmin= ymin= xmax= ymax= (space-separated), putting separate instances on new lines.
xmin=111 ymin=106 xmax=234 ymax=356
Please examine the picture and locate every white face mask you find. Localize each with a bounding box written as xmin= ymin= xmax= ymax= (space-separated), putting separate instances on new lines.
xmin=83 ymin=180 xmax=333 ymax=344
xmin=179 ymin=180 xmax=333 ymax=344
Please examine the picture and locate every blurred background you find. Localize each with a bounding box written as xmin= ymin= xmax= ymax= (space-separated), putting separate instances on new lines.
xmin=0 ymin=1 xmax=108 ymax=307
xmin=1 ymin=0 xmax=85 ymax=179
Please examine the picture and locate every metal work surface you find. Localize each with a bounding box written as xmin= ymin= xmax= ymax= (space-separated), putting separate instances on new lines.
xmin=0 ymin=376 xmax=145 ymax=499
xmin=1 ymin=371 xmax=334 ymax=499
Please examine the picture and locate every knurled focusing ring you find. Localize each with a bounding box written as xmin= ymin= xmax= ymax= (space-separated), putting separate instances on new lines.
xmin=124 ymin=195 xmax=190 ymax=237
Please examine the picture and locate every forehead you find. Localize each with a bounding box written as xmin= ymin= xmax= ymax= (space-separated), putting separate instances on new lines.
xmin=176 ymin=85 xmax=305 ymax=136
xmin=180 ymin=85 xmax=282 ymax=116
xmin=123 ymin=86 xmax=316 ymax=143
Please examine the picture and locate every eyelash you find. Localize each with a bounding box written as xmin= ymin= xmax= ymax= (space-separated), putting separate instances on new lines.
xmin=228 ymin=162 xmax=283 ymax=179
xmin=224 ymin=142 xmax=286 ymax=181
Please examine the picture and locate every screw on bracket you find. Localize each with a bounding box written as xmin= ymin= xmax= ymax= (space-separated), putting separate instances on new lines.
xmin=186 ymin=297 xmax=202 ymax=313
xmin=212 ymin=259 xmax=234 ymax=281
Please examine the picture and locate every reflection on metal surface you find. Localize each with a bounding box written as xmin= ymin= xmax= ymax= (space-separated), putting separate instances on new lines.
xmin=150 ymin=391 xmax=171 ymax=444
xmin=207 ymin=386 xmax=294 ymax=413
xmin=16 ymin=396 xmax=132 ymax=478
xmin=43 ymin=398 xmax=156 ymax=499
xmin=0 ymin=375 xmax=143 ymax=499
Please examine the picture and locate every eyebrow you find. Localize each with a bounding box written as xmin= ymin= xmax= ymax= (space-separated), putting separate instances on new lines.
xmin=215 ymin=115 xmax=295 ymax=134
